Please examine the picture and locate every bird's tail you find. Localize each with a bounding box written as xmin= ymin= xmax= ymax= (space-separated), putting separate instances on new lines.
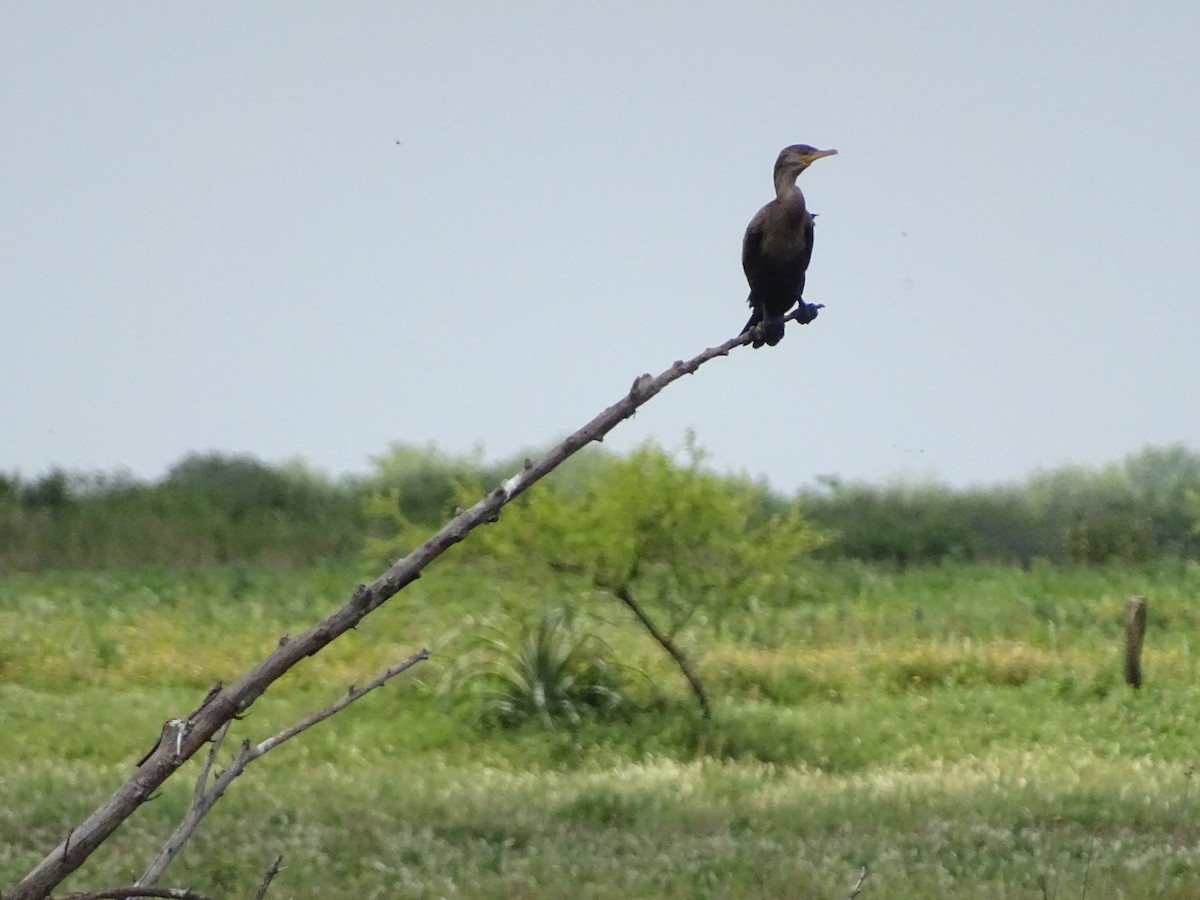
xmin=741 ymin=305 xmax=784 ymax=348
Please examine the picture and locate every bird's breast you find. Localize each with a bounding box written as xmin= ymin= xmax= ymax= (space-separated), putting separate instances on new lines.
xmin=758 ymin=211 xmax=812 ymax=260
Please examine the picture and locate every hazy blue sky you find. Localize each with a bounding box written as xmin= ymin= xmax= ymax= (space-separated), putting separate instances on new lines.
xmin=4 ymin=3 xmax=1198 ymax=491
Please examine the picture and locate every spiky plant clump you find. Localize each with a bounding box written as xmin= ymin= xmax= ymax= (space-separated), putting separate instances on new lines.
xmin=449 ymin=607 xmax=632 ymax=728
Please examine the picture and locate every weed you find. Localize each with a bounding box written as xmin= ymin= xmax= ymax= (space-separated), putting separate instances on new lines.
xmin=443 ymin=607 xmax=635 ymax=728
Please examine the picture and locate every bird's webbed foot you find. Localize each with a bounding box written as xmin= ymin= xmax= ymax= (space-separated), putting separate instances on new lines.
xmin=792 ymin=301 xmax=822 ymax=325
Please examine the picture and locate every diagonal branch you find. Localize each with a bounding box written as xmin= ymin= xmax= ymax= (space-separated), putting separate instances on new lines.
xmin=135 ymin=650 xmax=429 ymax=888
xmin=611 ymin=583 xmax=711 ymax=719
xmin=56 ymin=890 xmax=214 ymax=900
xmin=249 ymin=855 xmax=283 ymax=900
xmin=9 ymin=316 xmax=818 ymax=900
xmin=847 ymin=865 xmax=868 ymax=899
xmin=192 ymin=722 xmax=230 ymax=807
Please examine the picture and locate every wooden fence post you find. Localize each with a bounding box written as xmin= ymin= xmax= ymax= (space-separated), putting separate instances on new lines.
xmin=1124 ymin=595 xmax=1147 ymax=689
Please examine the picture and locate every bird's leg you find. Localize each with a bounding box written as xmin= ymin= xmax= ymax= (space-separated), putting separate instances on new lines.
xmin=757 ymin=317 xmax=785 ymax=347
xmin=750 ymin=321 xmax=767 ymax=348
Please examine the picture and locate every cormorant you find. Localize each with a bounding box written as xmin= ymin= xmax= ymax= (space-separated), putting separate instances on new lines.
xmin=740 ymin=144 xmax=837 ymax=347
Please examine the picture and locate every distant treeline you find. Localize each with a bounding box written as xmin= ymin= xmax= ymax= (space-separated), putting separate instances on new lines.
xmin=0 ymin=455 xmax=368 ymax=572
xmin=797 ymin=443 xmax=1200 ymax=566
xmin=2 ymin=443 xmax=1198 ymax=573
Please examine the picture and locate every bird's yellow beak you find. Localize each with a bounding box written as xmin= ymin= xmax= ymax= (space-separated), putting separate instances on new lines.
xmin=808 ymin=148 xmax=838 ymax=162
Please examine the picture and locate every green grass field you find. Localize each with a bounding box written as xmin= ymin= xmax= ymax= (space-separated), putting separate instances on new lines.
xmin=2 ymin=560 xmax=1199 ymax=898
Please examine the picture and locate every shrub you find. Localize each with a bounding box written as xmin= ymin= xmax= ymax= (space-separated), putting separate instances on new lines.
xmin=445 ymin=607 xmax=633 ymax=728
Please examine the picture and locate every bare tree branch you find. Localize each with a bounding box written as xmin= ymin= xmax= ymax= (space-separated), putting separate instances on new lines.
xmin=612 ymin=583 xmax=711 ymax=719
xmin=548 ymin=561 xmax=712 ymax=718
xmin=847 ymin=865 xmax=868 ymax=899
xmin=192 ymin=722 xmax=230 ymax=807
xmin=249 ymin=856 xmax=282 ymax=900
xmin=10 ymin=316 xmax=818 ymax=900
xmin=136 ymin=650 xmax=428 ymax=887
xmin=57 ymin=889 xmax=214 ymax=900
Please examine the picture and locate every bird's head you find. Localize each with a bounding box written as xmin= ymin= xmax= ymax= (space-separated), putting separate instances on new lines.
xmin=774 ymin=144 xmax=837 ymax=185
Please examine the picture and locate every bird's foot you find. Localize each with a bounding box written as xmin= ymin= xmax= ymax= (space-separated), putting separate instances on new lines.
xmin=790 ymin=302 xmax=823 ymax=325
xmin=752 ymin=318 xmax=786 ymax=348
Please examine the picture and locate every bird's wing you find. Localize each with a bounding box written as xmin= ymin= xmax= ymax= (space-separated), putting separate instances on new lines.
xmin=797 ymin=213 xmax=815 ymax=276
xmin=741 ymin=205 xmax=769 ymax=279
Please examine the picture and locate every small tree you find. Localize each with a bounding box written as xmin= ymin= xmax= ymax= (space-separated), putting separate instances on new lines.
xmin=415 ymin=436 xmax=827 ymax=717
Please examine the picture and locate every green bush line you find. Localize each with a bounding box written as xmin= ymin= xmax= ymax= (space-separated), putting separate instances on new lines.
xmin=3 ymin=442 xmax=1199 ymax=573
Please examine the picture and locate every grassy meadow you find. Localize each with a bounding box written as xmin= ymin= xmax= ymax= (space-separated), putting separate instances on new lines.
xmin=2 ymin=559 xmax=1199 ymax=898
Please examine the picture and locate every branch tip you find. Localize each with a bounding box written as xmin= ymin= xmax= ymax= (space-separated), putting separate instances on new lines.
xmin=847 ymin=865 xmax=868 ymax=899
xmin=251 ymin=854 xmax=284 ymax=900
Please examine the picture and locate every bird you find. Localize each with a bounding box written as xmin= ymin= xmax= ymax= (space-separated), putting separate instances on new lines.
xmin=740 ymin=144 xmax=837 ymax=347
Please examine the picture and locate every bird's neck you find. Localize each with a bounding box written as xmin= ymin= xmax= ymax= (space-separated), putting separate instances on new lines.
xmin=777 ymin=180 xmax=806 ymax=207
xmin=773 ymin=175 xmax=804 ymax=205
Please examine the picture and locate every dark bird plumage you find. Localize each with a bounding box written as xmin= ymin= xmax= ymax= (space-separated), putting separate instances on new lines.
xmin=740 ymin=144 xmax=837 ymax=347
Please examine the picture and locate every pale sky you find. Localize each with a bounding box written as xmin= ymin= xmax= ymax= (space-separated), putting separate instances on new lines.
xmin=3 ymin=3 xmax=1198 ymax=491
